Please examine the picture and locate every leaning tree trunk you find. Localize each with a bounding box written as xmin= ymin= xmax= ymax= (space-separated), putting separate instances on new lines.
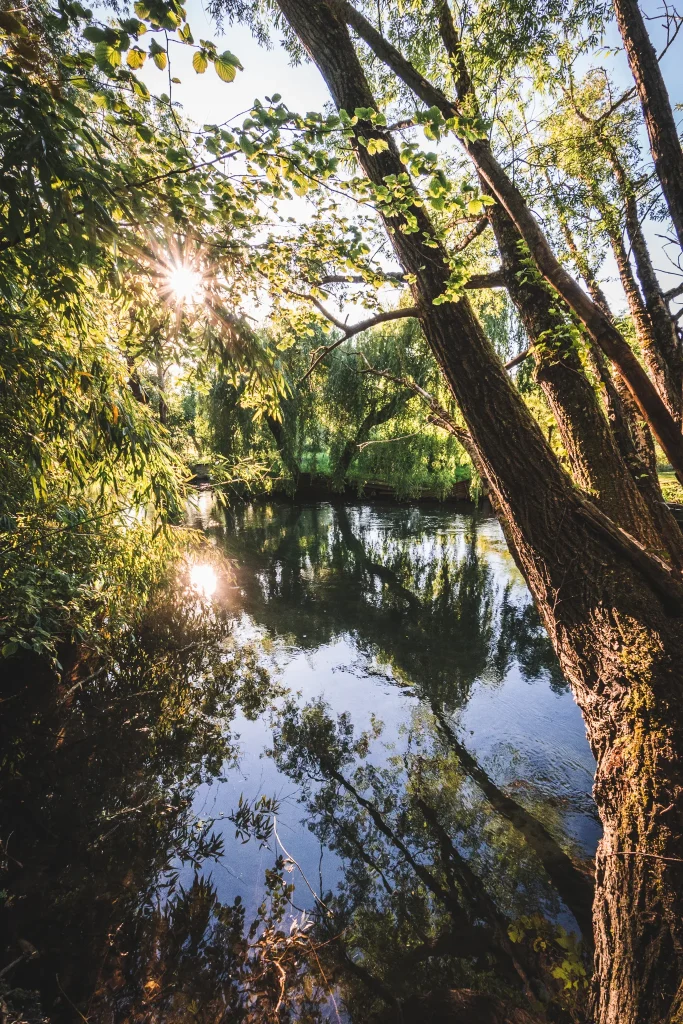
xmin=551 ymin=189 xmax=683 ymax=564
xmin=437 ymin=4 xmax=665 ymax=553
xmin=332 ymin=0 xmax=683 ymax=484
xmin=488 ymin=201 xmax=665 ymax=553
xmin=597 ymin=146 xmax=683 ymax=424
xmin=270 ymin=2 xmax=683 ymax=1020
xmin=611 ymin=0 xmax=683 ymax=253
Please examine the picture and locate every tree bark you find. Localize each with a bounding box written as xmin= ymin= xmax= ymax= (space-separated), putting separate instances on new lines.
xmin=551 ymin=208 xmax=683 ymax=564
xmin=436 ymin=4 xmax=664 ymax=551
xmin=270 ymin=4 xmax=683 ymax=1021
xmin=611 ymin=0 xmax=683 ymax=252
xmin=488 ymin=201 xmax=664 ymax=551
xmin=599 ymin=144 xmax=683 ymax=423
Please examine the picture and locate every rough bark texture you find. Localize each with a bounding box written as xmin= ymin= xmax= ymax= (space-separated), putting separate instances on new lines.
xmin=489 ymin=202 xmax=664 ymax=551
xmin=557 ymin=220 xmax=683 ymax=565
xmin=272 ymin=4 xmax=683 ymax=1021
xmin=438 ymin=4 xmax=665 ymax=553
xmin=612 ymin=0 xmax=683 ymax=252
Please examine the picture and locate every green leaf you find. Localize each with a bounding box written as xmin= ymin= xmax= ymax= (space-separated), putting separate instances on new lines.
xmin=132 ymin=78 xmax=150 ymax=99
xmin=1 ymin=641 xmax=18 ymax=658
xmin=0 ymin=11 xmax=29 ymax=35
xmin=148 ymin=38 xmax=167 ymax=69
xmin=192 ymin=49 xmax=208 ymax=73
xmin=126 ymin=46 xmax=146 ymax=68
xmin=83 ymin=24 xmax=106 ymax=42
xmin=94 ymin=40 xmax=121 ymax=69
xmin=366 ymin=138 xmax=389 ymax=155
xmin=466 ymin=198 xmax=485 ymax=216
xmin=220 ymin=48 xmax=243 ymax=69
xmin=121 ymin=17 xmax=146 ymax=34
xmin=214 ymin=54 xmax=238 ymax=82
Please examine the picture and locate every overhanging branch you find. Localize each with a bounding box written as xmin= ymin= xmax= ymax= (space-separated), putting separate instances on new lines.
xmin=298 ymin=304 xmax=420 ymax=382
xmin=317 ymin=271 xmax=406 ymax=286
xmin=453 ymin=216 xmax=490 ymax=252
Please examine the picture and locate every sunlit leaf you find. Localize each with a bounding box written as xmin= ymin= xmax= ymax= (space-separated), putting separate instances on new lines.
xmin=94 ymin=40 xmax=121 ymax=69
xmin=126 ymin=46 xmax=146 ymax=68
xmin=214 ymin=56 xmax=237 ymax=82
xmin=192 ymin=49 xmax=208 ymax=73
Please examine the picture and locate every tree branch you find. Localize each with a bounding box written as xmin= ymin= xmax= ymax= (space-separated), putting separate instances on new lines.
xmin=298 ymin=305 xmax=420 ymax=382
xmin=317 ymin=270 xmax=406 ymax=285
xmin=452 ymin=215 xmax=490 ymax=252
xmin=505 ymin=347 xmax=531 ymax=370
xmin=334 ymin=0 xmax=683 ymax=484
xmin=465 ymin=268 xmax=505 ymax=290
xmin=664 ymin=281 xmax=683 ymax=301
xmin=358 ymin=358 xmax=469 ymax=441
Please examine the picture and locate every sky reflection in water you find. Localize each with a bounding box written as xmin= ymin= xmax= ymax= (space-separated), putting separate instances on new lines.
xmin=187 ymin=500 xmax=599 ymax=922
xmin=1 ymin=497 xmax=600 ymax=1023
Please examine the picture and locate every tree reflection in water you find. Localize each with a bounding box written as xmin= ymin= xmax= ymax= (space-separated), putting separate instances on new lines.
xmin=1 ymin=501 xmax=597 ymax=1023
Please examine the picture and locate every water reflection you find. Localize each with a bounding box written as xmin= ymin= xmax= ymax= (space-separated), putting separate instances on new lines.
xmin=1 ymin=500 xmax=598 ymax=1023
xmin=189 ymin=562 xmax=219 ymax=599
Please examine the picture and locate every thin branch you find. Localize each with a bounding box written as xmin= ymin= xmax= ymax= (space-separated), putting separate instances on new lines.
xmin=358 ymin=359 xmax=468 ymax=440
xmin=452 ymin=215 xmax=490 ymax=252
xmin=664 ymin=281 xmax=683 ymax=301
xmin=298 ymin=306 xmax=420 ymax=382
xmin=357 ymin=431 xmax=420 ymax=450
xmin=273 ymin=817 xmax=331 ymax=913
xmin=505 ymin=347 xmax=531 ymax=370
xmin=122 ymin=148 xmax=239 ymax=190
xmin=317 ymin=271 xmax=406 ymax=286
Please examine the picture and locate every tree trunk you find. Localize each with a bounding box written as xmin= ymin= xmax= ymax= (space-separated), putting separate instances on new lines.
xmin=266 ymin=412 xmax=300 ymax=483
xmin=437 ymin=6 xmax=664 ymax=551
xmin=333 ymin=0 xmax=683 ymax=485
xmin=611 ymin=0 xmax=683 ymax=252
xmin=333 ymin=389 xmax=413 ymax=482
xmin=553 ymin=213 xmax=683 ymax=564
xmin=488 ymin=202 xmax=664 ymax=551
xmin=271 ymin=3 xmax=683 ymax=1020
xmin=599 ymin=145 xmax=683 ymax=423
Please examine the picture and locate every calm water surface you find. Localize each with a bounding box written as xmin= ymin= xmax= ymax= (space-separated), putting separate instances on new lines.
xmin=1 ymin=498 xmax=600 ymax=1022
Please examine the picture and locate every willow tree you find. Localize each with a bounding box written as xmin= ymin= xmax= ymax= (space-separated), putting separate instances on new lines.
xmin=207 ymin=1 xmax=683 ymax=1021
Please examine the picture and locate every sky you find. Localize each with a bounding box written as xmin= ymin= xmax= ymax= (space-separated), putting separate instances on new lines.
xmin=135 ymin=1 xmax=683 ymax=314
xmin=137 ymin=3 xmax=329 ymax=126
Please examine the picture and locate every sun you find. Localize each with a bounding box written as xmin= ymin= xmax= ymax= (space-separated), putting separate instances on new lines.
xmin=166 ymin=262 xmax=205 ymax=307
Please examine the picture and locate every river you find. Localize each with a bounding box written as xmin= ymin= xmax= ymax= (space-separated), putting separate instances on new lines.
xmin=0 ymin=498 xmax=600 ymax=1022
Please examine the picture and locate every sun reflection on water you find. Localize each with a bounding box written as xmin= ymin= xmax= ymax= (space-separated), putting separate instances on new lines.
xmin=189 ymin=563 xmax=218 ymax=599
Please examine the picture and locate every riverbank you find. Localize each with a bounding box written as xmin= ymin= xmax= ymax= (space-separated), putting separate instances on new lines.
xmin=191 ymin=465 xmax=480 ymax=503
